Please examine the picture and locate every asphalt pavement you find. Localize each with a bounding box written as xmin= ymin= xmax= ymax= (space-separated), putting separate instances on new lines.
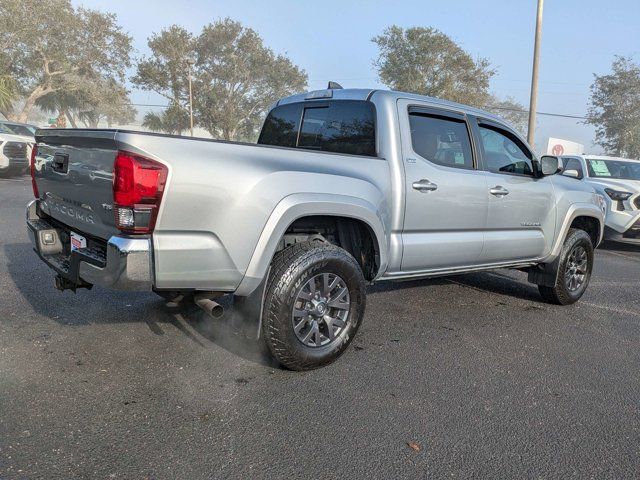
xmin=1 ymin=176 xmax=639 ymax=479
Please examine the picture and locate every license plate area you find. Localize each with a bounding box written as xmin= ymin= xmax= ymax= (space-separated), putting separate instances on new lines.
xmin=70 ymin=231 xmax=87 ymax=252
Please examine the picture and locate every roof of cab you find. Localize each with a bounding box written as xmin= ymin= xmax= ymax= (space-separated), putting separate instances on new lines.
xmin=276 ymin=87 xmax=507 ymax=125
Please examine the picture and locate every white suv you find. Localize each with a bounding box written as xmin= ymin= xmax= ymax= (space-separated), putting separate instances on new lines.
xmin=561 ymin=155 xmax=640 ymax=244
xmin=0 ymin=128 xmax=30 ymax=177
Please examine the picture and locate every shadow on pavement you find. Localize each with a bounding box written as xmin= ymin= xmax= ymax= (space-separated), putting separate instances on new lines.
xmin=4 ymin=242 xmax=276 ymax=367
xmin=599 ymin=240 xmax=640 ymax=254
xmin=6 ymin=240 xmax=548 ymax=367
xmin=367 ymin=270 xmax=545 ymax=304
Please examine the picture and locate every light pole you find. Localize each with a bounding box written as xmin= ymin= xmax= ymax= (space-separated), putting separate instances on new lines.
xmin=527 ymin=0 xmax=544 ymax=147
xmin=186 ymin=55 xmax=196 ymax=137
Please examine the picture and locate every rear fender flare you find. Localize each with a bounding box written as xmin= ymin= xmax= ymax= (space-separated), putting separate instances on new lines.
xmin=234 ymin=193 xmax=388 ymax=296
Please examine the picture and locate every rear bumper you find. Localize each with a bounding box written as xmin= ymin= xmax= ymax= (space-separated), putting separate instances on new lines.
xmin=26 ymin=200 xmax=153 ymax=291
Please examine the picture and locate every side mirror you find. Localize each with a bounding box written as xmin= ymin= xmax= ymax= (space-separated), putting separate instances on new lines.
xmin=540 ymin=155 xmax=560 ymax=176
xmin=563 ymin=169 xmax=581 ymax=179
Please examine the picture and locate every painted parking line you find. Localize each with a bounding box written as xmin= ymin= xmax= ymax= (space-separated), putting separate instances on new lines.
xmin=580 ymin=301 xmax=640 ymax=317
xmin=599 ymin=250 xmax=640 ymax=263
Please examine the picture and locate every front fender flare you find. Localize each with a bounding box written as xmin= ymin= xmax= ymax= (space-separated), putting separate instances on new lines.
xmin=547 ymin=202 xmax=604 ymax=261
xmin=234 ymin=193 xmax=388 ymax=296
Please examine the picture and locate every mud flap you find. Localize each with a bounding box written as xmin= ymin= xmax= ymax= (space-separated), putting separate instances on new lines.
xmin=527 ymin=257 xmax=561 ymax=287
xmin=231 ymin=267 xmax=270 ymax=339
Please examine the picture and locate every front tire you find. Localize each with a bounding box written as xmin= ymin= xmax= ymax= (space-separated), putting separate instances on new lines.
xmin=262 ymin=242 xmax=366 ymax=371
xmin=538 ymin=228 xmax=594 ymax=305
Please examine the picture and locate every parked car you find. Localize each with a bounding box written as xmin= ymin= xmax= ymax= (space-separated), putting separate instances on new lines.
xmin=26 ymin=87 xmax=605 ymax=370
xmin=560 ymin=155 xmax=640 ymax=244
xmin=0 ymin=126 xmax=30 ymax=177
xmin=0 ymin=120 xmax=37 ymax=139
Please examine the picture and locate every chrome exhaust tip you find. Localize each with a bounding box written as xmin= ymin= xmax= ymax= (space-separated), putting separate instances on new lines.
xmin=194 ymin=293 xmax=224 ymax=318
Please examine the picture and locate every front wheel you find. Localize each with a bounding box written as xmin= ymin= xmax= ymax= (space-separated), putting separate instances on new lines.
xmin=261 ymin=242 xmax=366 ymax=371
xmin=538 ymin=228 xmax=594 ymax=305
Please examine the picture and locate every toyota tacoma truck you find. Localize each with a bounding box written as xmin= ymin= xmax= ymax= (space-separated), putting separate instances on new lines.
xmin=27 ymin=87 xmax=606 ymax=370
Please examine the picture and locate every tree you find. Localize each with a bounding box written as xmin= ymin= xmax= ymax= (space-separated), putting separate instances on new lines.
xmin=372 ymin=26 xmax=494 ymax=108
xmin=132 ymin=25 xmax=195 ymax=108
xmin=37 ymin=76 xmax=136 ymax=128
xmin=486 ymin=96 xmax=528 ymax=136
xmin=0 ymin=76 xmax=16 ymax=113
xmin=194 ymin=19 xmax=308 ymax=140
xmin=586 ymin=56 xmax=640 ymax=158
xmin=142 ymin=105 xmax=190 ymax=135
xmin=75 ymin=78 xmax=136 ymax=128
xmin=0 ymin=0 xmax=132 ymax=122
xmin=131 ymin=25 xmax=195 ymax=135
xmin=132 ymin=25 xmax=194 ymax=134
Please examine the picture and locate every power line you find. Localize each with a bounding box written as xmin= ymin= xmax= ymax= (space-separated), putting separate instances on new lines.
xmin=486 ymin=105 xmax=592 ymax=121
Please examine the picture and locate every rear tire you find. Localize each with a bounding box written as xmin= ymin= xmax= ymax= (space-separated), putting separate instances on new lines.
xmin=538 ymin=228 xmax=594 ymax=305
xmin=262 ymin=242 xmax=366 ymax=371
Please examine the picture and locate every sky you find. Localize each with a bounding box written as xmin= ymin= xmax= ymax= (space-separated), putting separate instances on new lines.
xmin=71 ymin=0 xmax=640 ymax=154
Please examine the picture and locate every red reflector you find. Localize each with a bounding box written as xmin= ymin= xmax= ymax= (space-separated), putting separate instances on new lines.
xmin=30 ymin=144 xmax=39 ymax=199
xmin=112 ymin=151 xmax=167 ymax=233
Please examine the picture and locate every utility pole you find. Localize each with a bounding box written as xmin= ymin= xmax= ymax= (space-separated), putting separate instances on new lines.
xmin=186 ymin=56 xmax=196 ymax=137
xmin=527 ymin=0 xmax=544 ymax=147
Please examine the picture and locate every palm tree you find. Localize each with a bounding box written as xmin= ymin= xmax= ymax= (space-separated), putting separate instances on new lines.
xmin=0 ymin=76 xmax=16 ymax=113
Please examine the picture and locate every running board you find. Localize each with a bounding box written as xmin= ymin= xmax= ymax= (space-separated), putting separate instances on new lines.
xmin=379 ymin=262 xmax=537 ymax=282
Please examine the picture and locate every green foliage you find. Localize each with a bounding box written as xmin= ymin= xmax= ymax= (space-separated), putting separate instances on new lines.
xmin=142 ymin=105 xmax=190 ymax=135
xmin=372 ymin=26 xmax=494 ymax=108
xmin=0 ymin=77 xmax=16 ymax=112
xmin=37 ymin=75 xmax=136 ymax=128
xmin=586 ymin=56 xmax=640 ymax=158
xmin=0 ymin=0 xmax=132 ymax=122
xmin=132 ymin=25 xmax=195 ymax=108
xmin=194 ymin=19 xmax=307 ymax=140
xmin=135 ymin=19 xmax=307 ymax=140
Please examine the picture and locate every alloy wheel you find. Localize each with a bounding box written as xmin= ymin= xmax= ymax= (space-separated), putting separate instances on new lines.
xmin=292 ymin=273 xmax=351 ymax=347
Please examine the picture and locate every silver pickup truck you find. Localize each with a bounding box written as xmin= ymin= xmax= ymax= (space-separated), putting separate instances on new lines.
xmin=27 ymin=87 xmax=605 ymax=370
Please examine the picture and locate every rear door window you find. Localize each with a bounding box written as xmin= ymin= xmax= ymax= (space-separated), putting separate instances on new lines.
xmin=408 ymin=112 xmax=474 ymax=169
xmin=258 ymin=100 xmax=376 ymax=157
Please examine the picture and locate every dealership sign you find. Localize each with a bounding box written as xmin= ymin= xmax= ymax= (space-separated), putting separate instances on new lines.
xmin=546 ymin=137 xmax=583 ymax=156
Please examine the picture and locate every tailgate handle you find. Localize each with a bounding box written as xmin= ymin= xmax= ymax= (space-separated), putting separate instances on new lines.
xmin=52 ymin=153 xmax=69 ymax=173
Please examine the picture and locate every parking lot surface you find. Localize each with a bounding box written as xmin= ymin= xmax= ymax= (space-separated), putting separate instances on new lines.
xmin=1 ymin=176 xmax=639 ymax=479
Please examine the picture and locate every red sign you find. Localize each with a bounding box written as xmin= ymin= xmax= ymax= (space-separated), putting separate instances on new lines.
xmin=552 ymin=144 xmax=564 ymax=155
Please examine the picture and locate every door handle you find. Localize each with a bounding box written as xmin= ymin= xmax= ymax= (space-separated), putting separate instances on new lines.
xmin=412 ymin=179 xmax=438 ymax=192
xmin=489 ymin=185 xmax=510 ymax=197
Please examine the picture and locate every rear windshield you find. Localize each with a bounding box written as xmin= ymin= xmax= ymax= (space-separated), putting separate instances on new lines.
xmin=6 ymin=124 xmax=35 ymax=136
xmin=258 ymin=100 xmax=376 ymax=157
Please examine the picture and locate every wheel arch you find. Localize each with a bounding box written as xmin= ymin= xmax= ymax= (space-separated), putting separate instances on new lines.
xmin=548 ymin=203 xmax=604 ymax=260
xmin=234 ymin=193 xmax=389 ymax=296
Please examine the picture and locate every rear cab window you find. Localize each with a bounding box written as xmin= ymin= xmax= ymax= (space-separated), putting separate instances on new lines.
xmin=258 ymin=100 xmax=376 ymax=157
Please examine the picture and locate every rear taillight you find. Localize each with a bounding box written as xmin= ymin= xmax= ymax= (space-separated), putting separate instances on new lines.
xmin=30 ymin=144 xmax=39 ymax=198
xmin=112 ymin=150 xmax=168 ymax=234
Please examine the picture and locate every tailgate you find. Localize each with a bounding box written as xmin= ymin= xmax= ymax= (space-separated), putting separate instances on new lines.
xmin=34 ymin=130 xmax=119 ymax=240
